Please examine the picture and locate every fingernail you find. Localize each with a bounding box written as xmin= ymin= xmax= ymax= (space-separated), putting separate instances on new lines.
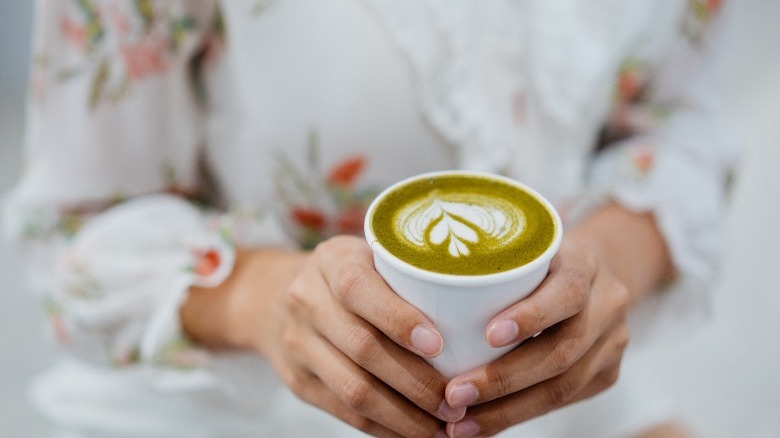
xmin=448 ymin=419 xmax=480 ymax=438
xmin=411 ymin=325 xmax=443 ymax=357
xmin=487 ymin=319 xmax=519 ymax=347
xmin=437 ymin=400 xmax=466 ymax=422
xmin=447 ymin=383 xmax=479 ymax=408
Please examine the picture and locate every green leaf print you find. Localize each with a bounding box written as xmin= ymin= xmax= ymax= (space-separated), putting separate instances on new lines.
xmin=171 ymin=17 xmax=196 ymax=52
xmin=135 ymin=0 xmax=156 ymax=28
xmin=88 ymin=59 xmax=110 ymax=110
xmin=76 ymin=0 xmax=104 ymax=52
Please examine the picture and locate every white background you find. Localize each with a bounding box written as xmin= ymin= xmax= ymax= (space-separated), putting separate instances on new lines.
xmin=2 ymin=1 xmax=779 ymax=436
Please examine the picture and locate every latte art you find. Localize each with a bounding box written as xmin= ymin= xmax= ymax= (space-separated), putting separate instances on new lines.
xmin=368 ymin=173 xmax=557 ymax=276
xmin=395 ymin=192 xmax=525 ymax=257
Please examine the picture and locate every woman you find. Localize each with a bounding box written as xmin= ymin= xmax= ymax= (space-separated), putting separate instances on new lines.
xmin=3 ymin=0 xmax=737 ymax=436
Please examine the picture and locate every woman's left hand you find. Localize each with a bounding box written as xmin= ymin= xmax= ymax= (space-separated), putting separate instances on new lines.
xmin=442 ymin=235 xmax=632 ymax=437
xmin=441 ymin=203 xmax=673 ymax=437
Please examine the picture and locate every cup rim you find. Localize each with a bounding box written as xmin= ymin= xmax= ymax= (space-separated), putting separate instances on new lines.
xmin=364 ymin=170 xmax=563 ymax=287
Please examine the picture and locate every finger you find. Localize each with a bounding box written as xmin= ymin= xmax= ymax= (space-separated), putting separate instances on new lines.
xmin=485 ymin=246 xmax=596 ymax=348
xmin=446 ymin=269 xmax=628 ymax=408
xmin=447 ymin=324 xmax=627 ymax=437
xmin=316 ymin=236 xmax=444 ymax=358
xmin=322 ymin=294 xmax=464 ymax=421
xmin=306 ymin=328 xmax=445 ymax=437
xmin=565 ymin=363 xmax=623 ymax=406
xmin=294 ymin=265 xmax=464 ymax=423
xmin=289 ymin=370 xmax=406 ymax=438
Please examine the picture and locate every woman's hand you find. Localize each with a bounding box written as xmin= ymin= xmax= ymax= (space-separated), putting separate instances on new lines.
xmin=442 ymin=238 xmax=630 ymax=437
xmin=441 ymin=204 xmax=674 ymax=437
xmin=183 ymin=235 xmax=463 ymax=437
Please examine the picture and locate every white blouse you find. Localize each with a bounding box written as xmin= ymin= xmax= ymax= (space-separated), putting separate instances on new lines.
xmin=3 ymin=0 xmax=739 ymax=436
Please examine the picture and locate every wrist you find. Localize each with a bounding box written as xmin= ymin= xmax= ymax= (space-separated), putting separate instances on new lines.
xmin=181 ymin=248 xmax=308 ymax=355
xmin=228 ymin=249 xmax=309 ymax=356
xmin=567 ymin=202 xmax=674 ymax=302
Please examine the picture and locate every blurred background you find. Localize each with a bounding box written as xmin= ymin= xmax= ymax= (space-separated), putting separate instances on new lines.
xmin=1 ymin=1 xmax=778 ymax=437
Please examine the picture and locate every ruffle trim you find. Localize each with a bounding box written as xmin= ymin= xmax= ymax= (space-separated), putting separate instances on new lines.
xmin=47 ymin=194 xmax=235 ymax=382
xmin=569 ymin=129 xmax=735 ymax=344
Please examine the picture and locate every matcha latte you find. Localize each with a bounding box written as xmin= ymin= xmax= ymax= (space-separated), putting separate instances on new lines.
xmin=365 ymin=171 xmax=562 ymax=377
xmin=367 ymin=172 xmax=557 ymax=276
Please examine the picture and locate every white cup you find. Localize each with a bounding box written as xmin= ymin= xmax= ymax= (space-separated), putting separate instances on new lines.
xmin=364 ymin=171 xmax=562 ymax=378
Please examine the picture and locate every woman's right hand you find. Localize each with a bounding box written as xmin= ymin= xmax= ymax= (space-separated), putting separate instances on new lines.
xmin=182 ymin=235 xmax=462 ymax=437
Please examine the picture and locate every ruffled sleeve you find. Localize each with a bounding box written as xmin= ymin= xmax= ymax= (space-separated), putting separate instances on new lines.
xmin=584 ymin=1 xmax=741 ymax=340
xmin=1 ymin=0 xmax=242 ymax=388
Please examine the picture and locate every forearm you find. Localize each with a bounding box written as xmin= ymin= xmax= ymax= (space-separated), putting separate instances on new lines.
xmin=568 ymin=202 xmax=675 ymax=303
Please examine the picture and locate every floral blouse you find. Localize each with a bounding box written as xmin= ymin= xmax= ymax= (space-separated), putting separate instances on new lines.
xmin=3 ymin=0 xmax=738 ymax=435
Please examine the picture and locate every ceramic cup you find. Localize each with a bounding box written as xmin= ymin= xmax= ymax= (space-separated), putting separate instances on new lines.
xmin=364 ymin=171 xmax=563 ymax=378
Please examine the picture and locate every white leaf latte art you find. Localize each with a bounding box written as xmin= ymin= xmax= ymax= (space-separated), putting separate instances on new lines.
xmin=394 ymin=192 xmax=525 ymax=257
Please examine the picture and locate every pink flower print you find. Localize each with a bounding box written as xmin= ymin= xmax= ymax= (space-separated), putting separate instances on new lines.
xmin=109 ymin=9 xmax=131 ymax=36
xmin=336 ymin=205 xmax=367 ymax=235
xmin=43 ymin=298 xmax=69 ymax=344
xmin=684 ymin=0 xmax=724 ymax=46
xmin=274 ymin=136 xmax=380 ymax=248
xmin=693 ymin=0 xmax=723 ymax=21
xmin=604 ymin=104 xmax=634 ymax=142
xmin=60 ymin=17 xmax=87 ymax=51
xmin=615 ymin=58 xmax=648 ymax=104
xmin=51 ymin=317 xmax=69 ymax=344
xmin=617 ymin=69 xmax=642 ymax=103
xmin=120 ymin=37 xmax=170 ymax=80
xmin=194 ymin=249 xmax=221 ymax=277
xmin=632 ymin=147 xmax=654 ymax=174
xmin=619 ymin=73 xmax=639 ymax=101
xmin=202 ymin=12 xmax=226 ymax=66
xmin=327 ymin=156 xmax=366 ymax=187
xmin=291 ymin=207 xmax=327 ymax=232
xmin=707 ymin=0 xmax=723 ymax=12
xmin=201 ymin=35 xmax=225 ymax=66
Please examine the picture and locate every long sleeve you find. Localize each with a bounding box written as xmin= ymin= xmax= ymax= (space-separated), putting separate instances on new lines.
xmin=2 ymin=0 xmax=234 ymax=384
xmin=584 ymin=1 xmax=741 ymax=341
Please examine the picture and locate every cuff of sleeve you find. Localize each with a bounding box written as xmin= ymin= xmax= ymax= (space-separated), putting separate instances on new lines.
xmin=140 ymin=211 xmax=236 ymax=391
xmin=571 ymin=138 xmax=729 ymax=344
xmin=53 ymin=194 xmax=236 ymax=390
